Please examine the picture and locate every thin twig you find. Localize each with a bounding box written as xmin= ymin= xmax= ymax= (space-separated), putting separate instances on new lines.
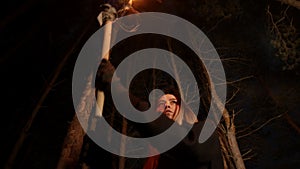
xmin=242 ymin=149 xmax=252 ymax=157
xmin=225 ymin=76 xmax=254 ymax=85
xmin=285 ymin=113 xmax=300 ymax=134
xmin=226 ymin=88 xmax=240 ymax=104
xmin=237 ymin=113 xmax=285 ymax=139
xmin=236 ymin=120 xmax=259 ymax=134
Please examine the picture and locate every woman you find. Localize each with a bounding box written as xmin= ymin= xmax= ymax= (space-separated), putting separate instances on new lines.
xmin=96 ymin=59 xmax=224 ymax=169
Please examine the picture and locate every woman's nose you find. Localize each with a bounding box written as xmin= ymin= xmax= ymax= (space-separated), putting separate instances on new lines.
xmin=165 ymin=102 xmax=171 ymax=108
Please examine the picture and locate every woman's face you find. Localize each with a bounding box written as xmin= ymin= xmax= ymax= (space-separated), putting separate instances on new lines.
xmin=156 ymin=94 xmax=180 ymax=120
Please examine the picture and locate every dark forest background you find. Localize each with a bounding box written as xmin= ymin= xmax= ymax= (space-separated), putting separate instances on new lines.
xmin=1 ymin=0 xmax=300 ymax=169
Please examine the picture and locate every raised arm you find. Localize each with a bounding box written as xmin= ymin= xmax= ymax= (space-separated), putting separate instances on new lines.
xmin=96 ymin=59 xmax=149 ymax=111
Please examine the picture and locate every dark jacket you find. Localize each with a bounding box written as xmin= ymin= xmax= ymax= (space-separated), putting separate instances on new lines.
xmin=140 ymin=115 xmax=224 ymax=169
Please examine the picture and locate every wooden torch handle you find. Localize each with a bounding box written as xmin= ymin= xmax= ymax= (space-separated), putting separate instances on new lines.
xmin=95 ymin=19 xmax=113 ymax=117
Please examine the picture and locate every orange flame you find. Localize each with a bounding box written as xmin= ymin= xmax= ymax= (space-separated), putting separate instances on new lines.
xmin=129 ymin=0 xmax=133 ymax=6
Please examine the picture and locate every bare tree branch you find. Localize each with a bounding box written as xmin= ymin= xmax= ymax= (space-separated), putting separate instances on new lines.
xmin=237 ymin=113 xmax=285 ymax=139
xmin=236 ymin=120 xmax=259 ymax=135
xmin=224 ymin=76 xmax=254 ymax=85
xmin=285 ymin=113 xmax=300 ymax=134
xmin=226 ymin=88 xmax=240 ymax=104
xmin=278 ymin=0 xmax=300 ymax=10
xmin=242 ymin=149 xmax=252 ymax=157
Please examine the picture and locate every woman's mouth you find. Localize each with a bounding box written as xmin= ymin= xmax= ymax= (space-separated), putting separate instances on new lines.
xmin=164 ymin=110 xmax=174 ymax=119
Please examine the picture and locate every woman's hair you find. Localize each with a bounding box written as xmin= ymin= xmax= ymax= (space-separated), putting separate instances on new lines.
xmin=176 ymin=101 xmax=198 ymax=125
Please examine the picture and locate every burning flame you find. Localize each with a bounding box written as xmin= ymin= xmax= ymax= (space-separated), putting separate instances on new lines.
xmin=129 ymin=0 xmax=133 ymax=6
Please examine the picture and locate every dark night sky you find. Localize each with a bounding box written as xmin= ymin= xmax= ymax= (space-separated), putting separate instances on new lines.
xmin=1 ymin=0 xmax=300 ymax=169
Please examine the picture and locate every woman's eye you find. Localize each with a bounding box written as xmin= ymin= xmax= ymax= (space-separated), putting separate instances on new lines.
xmin=170 ymin=100 xmax=177 ymax=105
xmin=158 ymin=101 xmax=166 ymax=104
xmin=158 ymin=101 xmax=166 ymax=107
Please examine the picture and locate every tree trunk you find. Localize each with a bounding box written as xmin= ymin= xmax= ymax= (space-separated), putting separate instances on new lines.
xmin=56 ymin=72 xmax=95 ymax=169
xmin=211 ymin=83 xmax=246 ymax=169
xmin=56 ymin=116 xmax=85 ymax=169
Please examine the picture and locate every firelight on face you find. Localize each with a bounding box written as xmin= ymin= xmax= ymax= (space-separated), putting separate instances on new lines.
xmin=156 ymin=94 xmax=180 ymax=120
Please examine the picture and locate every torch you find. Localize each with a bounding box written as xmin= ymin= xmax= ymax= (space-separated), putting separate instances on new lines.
xmin=95 ymin=4 xmax=117 ymax=118
xmin=94 ymin=0 xmax=139 ymax=118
